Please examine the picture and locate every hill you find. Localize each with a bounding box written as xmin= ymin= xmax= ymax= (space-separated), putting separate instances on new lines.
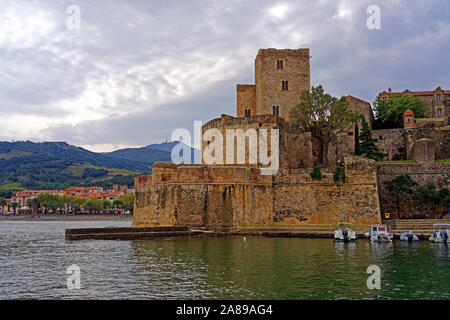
xmin=0 ymin=141 xmax=199 ymax=193
xmin=0 ymin=141 xmax=156 ymax=191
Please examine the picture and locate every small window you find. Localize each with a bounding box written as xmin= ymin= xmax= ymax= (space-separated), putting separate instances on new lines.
xmin=348 ymin=131 xmax=353 ymax=136
xmin=276 ymin=60 xmax=283 ymax=69
xmin=244 ymin=109 xmax=251 ymax=117
xmin=437 ymin=108 xmax=442 ymax=116
xmin=272 ymin=105 xmax=279 ymax=116
xmin=282 ymin=81 xmax=288 ymax=91
xmin=379 ymin=136 xmax=382 ymax=140
xmin=382 ymin=97 xmax=387 ymax=101
xmin=437 ymin=94 xmax=441 ymax=101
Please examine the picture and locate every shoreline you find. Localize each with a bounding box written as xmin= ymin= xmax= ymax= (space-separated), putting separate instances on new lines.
xmin=0 ymin=214 xmax=133 ymax=221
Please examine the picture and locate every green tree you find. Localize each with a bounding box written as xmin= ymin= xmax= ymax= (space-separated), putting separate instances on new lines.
xmin=354 ymin=122 xmax=360 ymax=156
xmin=373 ymin=94 xmax=427 ymax=128
xmin=358 ymin=118 xmax=385 ymax=161
xmin=383 ymin=174 xmax=418 ymax=216
xmin=12 ymin=202 xmax=19 ymax=215
xmin=0 ymin=198 xmax=7 ymax=213
xmin=310 ymin=167 xmax=322 ymax=180
xmin=26 ymin=199 xmax=39 ymax=214
xmin=414 ymin=184 xmax=441 ymax=217
xmin=117 ymin=194 xmax=135 ymax=213
xmin=112 ymin=199 xmax=123 ymax=210
xmin=290 ymin=85 xmax=358 ymax=166
xmin=102 ymin=199 xmax=111 ymax=213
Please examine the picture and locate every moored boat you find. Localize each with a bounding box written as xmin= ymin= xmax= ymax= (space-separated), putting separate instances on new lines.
xmin=399 ymin=230 xmax=419 ymax=242
xmin=365 ymin=225 xmax=393 ymax=242
xmin=334 ymin=223 xmax=357 ymax=242
xmin=429 ymin=224 xmax=450 ymax=243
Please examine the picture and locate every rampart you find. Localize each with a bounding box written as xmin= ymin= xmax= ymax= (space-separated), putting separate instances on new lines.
xmin=133 ymin=156 xmax=381 ymax=229
xmin=377 ymin=162 xmax=450 ymax=218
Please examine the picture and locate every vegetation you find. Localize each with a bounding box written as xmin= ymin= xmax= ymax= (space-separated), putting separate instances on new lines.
xmin=383 ymin=174 xmax=418 ymax=215
xmin=290 ymin=85 xmax=359 ymax=166
xmin=373 ymin=94 xmax=427 ymax=129
xmin=384 ymin=175 xmax=449 ymax=217
xmin=333 ymin=165 xmax=346 ymax=183
xmin=29 ymin=193 xmax=135 ymax=214
xmin=356 ymin=118 xmax=385 ymax=161
xmin=310 ymin=167 xmax=322 ymax=180
xmin=413 ymin=184 xmax=447 ymax=216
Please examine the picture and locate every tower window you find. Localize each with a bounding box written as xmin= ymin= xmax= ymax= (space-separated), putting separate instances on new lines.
xmin=282 ymin=81 xmax=288 ymax=91
xmin=276 ymin=60 xmax=283 ymax=69
xmin=272 ymin=105 xmax=279 ymax=116
xmin=245 ymin=109 xmax=251 ymax=117
xmin=437 ymin=94 xmax=441 ymax=101
xmin=437 ymin=108 xmax=442 ymax=116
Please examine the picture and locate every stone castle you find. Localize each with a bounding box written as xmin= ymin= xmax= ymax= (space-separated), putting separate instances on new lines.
xmin=133 ymin=49 xmax=450 ymax=228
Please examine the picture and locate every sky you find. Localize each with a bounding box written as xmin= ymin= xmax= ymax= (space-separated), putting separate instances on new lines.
xmin=1 ymin=0 xmax=449 ymax=152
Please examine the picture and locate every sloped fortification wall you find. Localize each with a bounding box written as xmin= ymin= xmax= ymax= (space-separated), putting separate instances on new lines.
xmin=134 ymin=156 xmax=381 ymax=228
xmin=272 ymin=156 xmax=381 ymax=225
xmin=377 ymin=163 xmax=450 ymax=218
xmin=133 ymin=164 xmax=273 ymax=229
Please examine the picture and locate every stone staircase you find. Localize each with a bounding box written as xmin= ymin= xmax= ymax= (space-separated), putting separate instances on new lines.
xmin=389 ymin=219 xmax=450 ymax=232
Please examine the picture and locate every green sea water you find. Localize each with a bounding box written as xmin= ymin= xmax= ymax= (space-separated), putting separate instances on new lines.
xmin=0 ymin=221 xmax=448 ymax=299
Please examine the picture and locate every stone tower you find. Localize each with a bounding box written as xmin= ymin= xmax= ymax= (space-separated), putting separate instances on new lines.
xmin=237 ymin=48 xmax=311 ymax=121
xmin=403 ymin=109 xmax=415 ymax=128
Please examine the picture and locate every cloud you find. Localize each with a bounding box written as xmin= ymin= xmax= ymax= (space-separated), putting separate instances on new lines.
xmin=1 ymin=0 xmax=449 ymax=151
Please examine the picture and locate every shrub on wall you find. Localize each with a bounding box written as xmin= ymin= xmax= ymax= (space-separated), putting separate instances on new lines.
xmin=310 ymin=167 xmax=322 ymax=180
xmin=333 ymin=166 xmax=346 ymax=183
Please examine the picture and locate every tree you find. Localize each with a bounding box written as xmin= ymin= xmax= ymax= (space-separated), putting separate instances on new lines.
xmin=26 ymin=199 xmax=39 ymax=214
xmin=102 ymin=199 xmax=111 ymax=214
xmin=0 ymin=199 xmax=7 ymax=213
xmin=354 ymin=122 xmax=360 ymax=156
xmin=112 ymin=199 xmax=123 ymax=210
xmin=383 ymin=174 xmax=418 ymax=216
xmin=12 ymin=202 xmax=19 ymax=215
xmin=414 ymin=184 xmax=441 ymax=217
xmin=290 ymin=85 xmax=358 ymax=166
xmin=358 ymin=118 xmax=385 ymax=161
xmin=373 ymin=94 xmax=427 ymax=128
xmin=117 ymin=194 xmax=134 ymax=213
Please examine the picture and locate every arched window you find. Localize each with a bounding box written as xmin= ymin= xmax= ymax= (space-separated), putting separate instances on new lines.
xmin=282 ymin=81 xmax=288 ymax=91
xmin=437 ymin=108 xmax=442 ymax=116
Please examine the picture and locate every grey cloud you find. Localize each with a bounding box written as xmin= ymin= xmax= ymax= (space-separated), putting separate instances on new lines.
xmin=1 ymin=0 xmax=449 ymax=150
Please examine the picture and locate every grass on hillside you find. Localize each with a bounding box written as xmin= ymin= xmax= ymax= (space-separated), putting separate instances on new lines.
xmin=67 ymin=164 xmax=138 ymax=177
xmin=436 ymin=159 xmax=450 ymax=163
xmin=0 ymin=183 xmax=26 ymax=191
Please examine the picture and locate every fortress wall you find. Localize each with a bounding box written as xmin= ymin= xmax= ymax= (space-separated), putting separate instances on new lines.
xmin=134 ymin=157 xmax=382 ymax=228
xmin=372 ymin=129 xmax=406 ymax=160
xmin=373 ymin=127 xmax=450 ymax=161
xmin=133 ymin=165 xmax=273 ymax=229
xmin=405 ymin=127 xmax=450 ymax=160
xmin=236 ymin=85 xmax=256 ymax=117
xmin=377 ymin=163 xmax=450 ymax=218
xmin=272 ymin=156 xmax=381 ymax=225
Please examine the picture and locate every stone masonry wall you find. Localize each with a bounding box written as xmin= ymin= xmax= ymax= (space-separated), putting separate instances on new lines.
xmin=236 ymin=84 xmax=256 ymax=117
xmin=255 ymin=48 xmax=310 ymax=120
xmin=134 ymin=156 xmax=381 ymax=228
xmin=273 ymin=156 xmax=381 ymax=225
xmin=377 ymin=163 xmax=450 ymax=218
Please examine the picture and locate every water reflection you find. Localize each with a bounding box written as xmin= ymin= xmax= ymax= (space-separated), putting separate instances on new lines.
xmin=0 ymin=221 xmax=449 ymax=300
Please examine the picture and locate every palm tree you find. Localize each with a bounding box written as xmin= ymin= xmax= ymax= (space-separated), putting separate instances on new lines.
xmin=12 ymin=202 xmax=19 ymax=215
xmin=0 ymin=199 xmax=7 ymax=214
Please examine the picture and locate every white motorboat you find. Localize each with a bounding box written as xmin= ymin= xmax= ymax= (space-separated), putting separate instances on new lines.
xmin=365 ymin=225 xmax=393 ymax=242
xmin=334 ymin=223 xmax=357 ymax=242
xmin=429 ymin=224 xmax=450 ymax=243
